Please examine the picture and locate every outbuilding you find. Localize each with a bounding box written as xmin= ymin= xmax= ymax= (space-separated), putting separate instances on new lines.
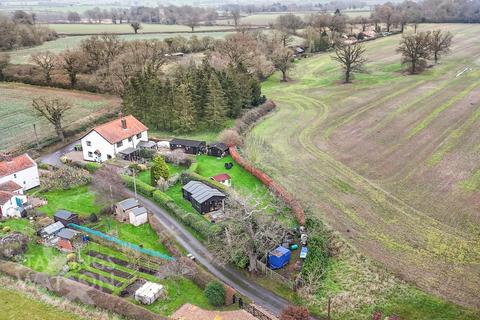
xmin=268 ymin=246 xmax=291 ymax=270
xmin=57 ymin=228 xmax=79 ymax=251
xmin=211 ymin=173 xmax=231 ymax=187
xmin=115 ymin=198 xmax=139 ymax=222
xmin=207 ymin=142 xmax=229 ymax=157
xmin=170 ymin=138 xmax=206 ymax=155
xmin=182 ymin=181 xmax=226 ymax=214
xmin=38 ymin=221 xmax=64 ymax=239
xmin=129 ymin=206 xmax=148 ymax=226
xmin=134 ymin=282 xmax=164 ymax=305
xmin=54 ymin=210 xmax=79 ymax=227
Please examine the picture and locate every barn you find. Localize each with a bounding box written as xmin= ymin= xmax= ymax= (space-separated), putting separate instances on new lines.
xmin=182 ymin=181 xmax=226 ymax=214
xmin=170 ymin=138 xmax=206 ymax=155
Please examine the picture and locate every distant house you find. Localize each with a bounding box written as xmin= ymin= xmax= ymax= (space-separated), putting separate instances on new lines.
xmin=170 ymin=138 xmax=206 ymax=155
xmin=207 ymin=142 xmax=229 ymax=158
xmin=81 ymin=115 xmax=149 ymax=163
xmin=54 ymin=210 xmax=79 ymax=227
xmin=182 ymin=181 xmax=226 ymax=214
xmin=211 ymin=173 xmax=231 ymax=187
xmin=0 ymin=154 xmax=40 ymax=191
xmin=57 ymin=228 xmax=80 ymax=251
xmin=129 ymin=206 xmax=148 ymax=226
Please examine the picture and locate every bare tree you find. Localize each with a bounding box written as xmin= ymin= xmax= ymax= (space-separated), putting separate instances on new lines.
xmin=0 ymin=53 xmax=9 ymax=81
xmin=332 ymin=42 xmax=367 ymax=83
xmin=30 ymin=51 xmax=56 ymax=84
xmin=271 ymin=47 xmax=294 ymax=82
xmin=59 ymin=50 xmax=85 ymax=87
xmin=91 ymin=164 xmax=129 ymax=207
xmin=397 ymin=31 xmax=431 ymax=74
xmin=429 ymin=30 xmax=453 ymax=64
xmin=231 ymin=8 xmax=241 ymax=28
xmin=32 ymin=97 xmax=71 ymax=141
xmin=130 ymin=21 xmax=141 ymax=34
xmin=210 ymin=191 xmax=288 ymax=273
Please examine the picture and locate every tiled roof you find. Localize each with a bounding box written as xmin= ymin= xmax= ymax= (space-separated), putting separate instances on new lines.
xmin=0 ymin=154 xmax=36 ymax=178
xmin=0 ymin=180 xmax=22 ymax=192
xmin=0 ymin=191 xmax=14 ymax=205
xmin=90 ymin=115 xmax=148 ymax=144
xmin=211 ymin=173 xmax=231 ymax=182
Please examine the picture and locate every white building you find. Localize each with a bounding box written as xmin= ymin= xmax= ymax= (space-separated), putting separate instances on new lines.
xmin=0 ymin=154 xmax=40 ymax=191
xmin=128 ymin=206 xmax=148 ymax=226
xmin=81 ymin=115 xmax=148 ymax=163
xmin=0 ymin=181 xmax=27 ymax=218
xmin=134 ymin=282 xmax=164 ymax=305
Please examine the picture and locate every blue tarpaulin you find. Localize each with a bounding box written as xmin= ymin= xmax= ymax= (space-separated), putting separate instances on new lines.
xmin=268 ymin=246 xmax=291 ymax=270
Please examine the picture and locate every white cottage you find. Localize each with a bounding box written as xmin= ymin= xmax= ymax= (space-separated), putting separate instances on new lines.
xmin=81 ymin=115 xmax=148 ymax=163
xmin=0 ymin=181 xmax=27 ymax=218
xmin=0 ymin=154 xmax=40 ymax=191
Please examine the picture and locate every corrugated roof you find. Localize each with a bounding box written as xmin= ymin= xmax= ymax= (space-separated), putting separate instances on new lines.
xmin=90 ymin=115 xmax=148 ymax=144
xmin=54 ymin=210 xmax=76 ymax=220
xmin=131 ymin=206 xmax=147 ymax=216
xmin=183 ymin=181 xmax=225 ymax=204
xmin=118 ymin=198 xmax=138 ymax=210
xmin=41 ymin=221 xmax=64 ymax=235
xmin=57 ymin=228 xmax=78 ymax=240
xmin=0 ymin=154 xmax=36 ymax=178
xmin=0 ymin=180 xmax=22 ymax=192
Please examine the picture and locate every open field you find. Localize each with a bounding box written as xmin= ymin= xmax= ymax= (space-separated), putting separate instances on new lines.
xmin=0 ymin=83 xmax=120 ymax=151
xmin=249 ymin=23 xmax=480 ymax=313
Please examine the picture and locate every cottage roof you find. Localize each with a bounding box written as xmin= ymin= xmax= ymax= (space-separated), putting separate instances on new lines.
xmin=118 ymin=198 xmax=138 ymax=211
xmin=0 ymin=154 xmax=36 ymax=178
xmin=0 ymin=191 xmax=14 ymax=205
xmin=57 ymin=228 xmax=78 ymax=240
xmin=211 ymin=173 xmax=231 ymax=182
xmin=183 ymin=181 xmax=225 ymax=204
xmin=209 ymin=142 xmax=228 ymax=151
xmin=0 ymin=180 xmax=22 ymax=192
xmin=131 ymin=206 xmax=147 ymax=217
xmin=89 ymin=115 xmax=148 ymax=144
xmin=54 ymin=210 xmax=76 ymax=220
xmin=170 ymin=138 xmax=205 ymax=148
xmin=41 ymin=221 xmax=64 ymax=236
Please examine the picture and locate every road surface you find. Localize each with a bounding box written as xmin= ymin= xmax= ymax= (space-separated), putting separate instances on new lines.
xmin=37 ymin=140 xmax=79 ymax=167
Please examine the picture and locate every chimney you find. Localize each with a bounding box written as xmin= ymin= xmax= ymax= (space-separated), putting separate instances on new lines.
xmin=121 ymin=118 xmax=127 ymax=129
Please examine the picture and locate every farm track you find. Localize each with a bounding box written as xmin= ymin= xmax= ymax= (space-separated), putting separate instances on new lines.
xmin=251 ymin=24 xmax=480 ymax=309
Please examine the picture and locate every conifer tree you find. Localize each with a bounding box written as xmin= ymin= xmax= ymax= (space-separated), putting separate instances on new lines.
xmin=204 ymin=74 xmax=228 ymax=129
xmin=172 ymin=82 xmax=197 ymax=133
xmin=150 ymin=155 xmax=169 ymax=185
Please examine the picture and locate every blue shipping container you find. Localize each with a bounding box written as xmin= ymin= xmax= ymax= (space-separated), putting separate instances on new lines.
xmin=268 ymin=246 xmax=291 ymax=269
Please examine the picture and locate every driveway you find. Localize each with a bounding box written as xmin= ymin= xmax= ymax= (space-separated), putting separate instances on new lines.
xmin=37 ymin=140 xmax=79 ymax=167
xmin=128 ymin=190 xmax=293 ymax=317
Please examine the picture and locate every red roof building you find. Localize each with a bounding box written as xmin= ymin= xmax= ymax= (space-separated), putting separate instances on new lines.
xmin=211 ymin=173 xmax=231 ymax=187
xmin=90 ymin=115 xmax=148 ymax=144
xmin=0 ymin=154 xmax=35 ymax=178
xmin=0 ymin=154 xmax=39 ymax=191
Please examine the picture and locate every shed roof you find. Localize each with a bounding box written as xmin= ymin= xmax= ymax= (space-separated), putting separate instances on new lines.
xmin=54 ymin=210 xmax=76 ymax=220
xmin=118 ymin=198 xmax=138 ymax=210
xmin=57 ymin=228 xmax=78 ymax=240
xmin=209 ymin=142 xmax=228 ymax=151
xmin=41 ymin=221 xmax=64 ymax=235
xmin=183 ymin=181 xmax=225 ymax=204
xmin=0 ymin=154 xmax=36 ymax=178
xmin=211 ymin=173 xmax=231 ymax=182
xmin=138 ymin=140 xmax=156 ymax=148
xmin=135 ymin=281 xmax=164 ymax=298
xmin=88 ymin=115 xmax=148 ymax=144
xmin=131 ymin=206 xmax=147 ymax=217
xmin=170 ymin=138 xmax=205 ymax=147
xmin=0 ymin=180 xmax=22 ymax=192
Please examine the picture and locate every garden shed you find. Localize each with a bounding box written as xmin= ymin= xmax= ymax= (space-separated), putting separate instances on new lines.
xmin=182 ymin=181 xmax=226 ymax=214
xmin=38 ymin=221 xmax=64 ymax=239
xmin=129 ymin=206 xmax=148 ymax=226
xmin=170 ymin=138 xmax=206 ymax=155
xmin=115 ymin=198 xmax=139 ymax=222
xmin=207 ymin=142 xmax=229 ymax=157
xmin=54 ymin=210 xmax=79 ymax=227
xmin=57 ymin=228 xmax=79 ymax=251
xmin=134 ymin=282 xmax=164 ymax=305
xmin=211 ymin=173 xmax=231 ymax=187
xmin=268 ymin=246 xmax=291 ymax=270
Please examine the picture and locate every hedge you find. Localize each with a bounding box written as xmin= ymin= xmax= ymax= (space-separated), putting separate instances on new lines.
xmin=122 ymin=175 xmax=156 ymax=197
xmin=181 ymin=171 xmax=227 ymax=192
xmin=152 ymin=190 xmax=220 ymax=239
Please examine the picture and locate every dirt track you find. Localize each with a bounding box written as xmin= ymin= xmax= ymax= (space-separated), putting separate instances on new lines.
xmin=249 ymin=23 xmax=480 ymax=309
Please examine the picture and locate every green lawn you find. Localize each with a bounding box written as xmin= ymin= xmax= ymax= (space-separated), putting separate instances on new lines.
xmin=138 ymin=163 xmax=183 ymax=185
xmin=0 ymin=287 xmax=82 ymax=320
xmin=0 ymin=219 xmax=36 ymax=237
xmin=36 ymin=185 xmax=101 ymax=217
xmin=23 ymin=243 xmax=67 ymax=275
xmin=164 ymin=182 xmax=198 ymax=215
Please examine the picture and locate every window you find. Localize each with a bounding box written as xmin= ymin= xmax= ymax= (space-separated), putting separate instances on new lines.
xmin=86 ymin=141 xmax=91 ymax=146
xmin=117 ymin=141 xmax=123 ymax=147
xmin=23 ymin=181 xmax=26 ymax=185
xmin=88 ymin=152 xmax=93 ymax=157
xmin=13 ymin=174 xmax=16 ymax=178
xmin=136 ymin=133 xmax=142 ymax=139
xmin=128 ymin=137 xmax=132 ymax=142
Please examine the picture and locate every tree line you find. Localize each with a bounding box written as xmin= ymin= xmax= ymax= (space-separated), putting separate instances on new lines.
xmin=0 ymin=12 xmax=57 ymax=51
xmin=122 ymin=59 xmax=264 ymax=133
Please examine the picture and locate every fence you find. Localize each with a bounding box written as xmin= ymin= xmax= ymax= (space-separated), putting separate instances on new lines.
xmin=242 ymin=303 xmax=279 ymax=320
xmin=256 ymin=259 xmax=295 ymax=290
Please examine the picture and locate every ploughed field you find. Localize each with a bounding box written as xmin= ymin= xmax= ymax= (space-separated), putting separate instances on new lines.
xmin=250 ymin=23 xmax=480 ymax=308
xmin=0 ymin=83 xmax=120 ymax=151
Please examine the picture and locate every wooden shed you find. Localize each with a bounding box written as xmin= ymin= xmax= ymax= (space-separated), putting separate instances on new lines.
xmin=182 ymin=181 xmax=226 ymax=214
xmin=170 ymin=138 xmax=206 ymax=155
xmin=207 ymin=142 xmax=229 ymax=157
xmin=54 ymin=210 xmax=79 ymax=227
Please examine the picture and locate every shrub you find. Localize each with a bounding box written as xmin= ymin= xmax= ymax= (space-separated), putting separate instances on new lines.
xmin=219 ymin=128 xmax=243 ymax=147
xmin=89 ymin=213 xmax=99 ymax=223
xmin=138 ymin=148 xmax=156 ymax=160
xmin=163 ymin=149 xmax=193 ymax=167
xmin=41 ymin=166 xmax=91 ymax=191
xmin=2 ymin=226 xmax=11 ymax=233
xmin=67 ymin=261 xmax=80 ymax=271
xmin=204 ymin=281 xmax=225 ymax=307
xmin=85 ymin=162 xmax=101 ymax=173
xmin=151 ymin=155 xmax=169 ymax=185
xmin=66 ymin=253 xmax=76 ymax=262
xmin=122 ymin=175 xmax=156 ymax=196
xmin=280 ymin=305 xmax=310 ymax=320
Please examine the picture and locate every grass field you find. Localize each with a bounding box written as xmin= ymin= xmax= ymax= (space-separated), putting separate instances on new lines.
xmin=0 ymin=287 xmax=82 ymax=320
xmin=248 ymin=23 xmax=480 ymax=316
xmin=36 ymin=185 xmax=101 ymax=216
xmin=0 ymin=83 xmax=120 ymax=151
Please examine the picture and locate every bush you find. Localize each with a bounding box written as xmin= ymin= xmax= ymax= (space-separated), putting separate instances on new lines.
xmin=138 ymin=148 xmax=156 ymax=160
xmin=2 ymin=226 xmax=11 ymax=233
xmin=151 ymin=155 xmax=169 ymax=185
xmin=85 ymin=162 xmax=101 ymax=173
xmin=219 ymin=129 xmax=243 ymax=147
xmin=204 ymin=281 xmax=225 ymax=307
xmin=67 ymin=261 xmax=80 ymax=271
xmin=66 ymin=253 xmax=76 ymax=262
xmin=122 ymin=175 xmax=156 ymax=196
xmin=41 ymin=166 xmax=91 ymax=191
xmin=89 ymin=213 xmax=98 ymax=223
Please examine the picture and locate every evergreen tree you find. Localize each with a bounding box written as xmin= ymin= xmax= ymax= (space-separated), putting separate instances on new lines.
xmin=204 ymin=74 xmax=228 ymax=129
xmin=172 ymin=82 xmax=197 ymax=133
xmin=150 ymin=155 xmax=169 ymax=185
